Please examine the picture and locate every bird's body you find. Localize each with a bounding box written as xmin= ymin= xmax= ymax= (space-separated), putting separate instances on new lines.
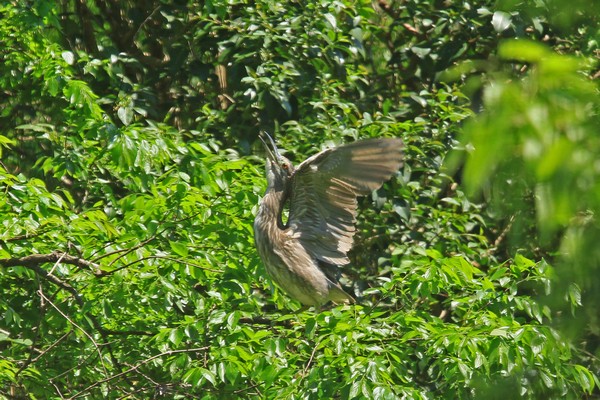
xmin=254 ymin=188 xmax=353 ymax=306
xmin=254 ymin=134 xmax=403 ymax=307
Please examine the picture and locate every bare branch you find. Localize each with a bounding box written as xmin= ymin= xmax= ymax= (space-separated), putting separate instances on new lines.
xmin=0 ymin=251 xmax=103 ymax=276
xmin=1 ymin=254 xmax=85 ymax=303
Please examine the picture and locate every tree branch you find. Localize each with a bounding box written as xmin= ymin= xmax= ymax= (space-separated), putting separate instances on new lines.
xmin=0 ymin=250 xmax=104 ymax=276
xmin=0 ymin=253 xmax=85 ymax=302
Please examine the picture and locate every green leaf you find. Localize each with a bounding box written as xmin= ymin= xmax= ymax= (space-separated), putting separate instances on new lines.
xmin=169 ymin=241 xmax=189 ymax=257
xmin=61 ymin=50 xmax=75 ymax=65
xmin=63 ymin=79 xmax=103 ymax=119
xmin=117 ymin=106 xmax=133 ymax=126
xmin=498 ymin=39 xmax=549 ymax=63
xmin=168 ymin=328 xmax=184 ymax=346
xmin=567 ymin=283 xmax=582 ymax=307
xmin=324 ymin=13 xmax=337 ymax=30
xmin=490 ymin=328 xmax=509 ymax=338
xmin=491 ymin=11 xmax=512 ymax=32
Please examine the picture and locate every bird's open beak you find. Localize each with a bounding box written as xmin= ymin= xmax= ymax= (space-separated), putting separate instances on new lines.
xmin=259 ymin=131 xmax=281 ymax=164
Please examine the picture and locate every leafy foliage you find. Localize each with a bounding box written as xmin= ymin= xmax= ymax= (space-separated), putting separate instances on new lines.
xmin=0 ymin=0 xmax=598 ymax=398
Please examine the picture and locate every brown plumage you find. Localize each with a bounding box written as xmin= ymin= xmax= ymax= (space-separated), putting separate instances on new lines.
xmin=254 ymin=132 xmax=404 ymax=307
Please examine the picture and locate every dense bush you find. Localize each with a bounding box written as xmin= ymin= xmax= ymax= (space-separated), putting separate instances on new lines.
xmin=0 ymin=0 xmax=597 ymax=398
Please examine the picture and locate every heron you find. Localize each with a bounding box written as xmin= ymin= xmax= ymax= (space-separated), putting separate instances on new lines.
xmin=254 ymin=132 xmax=404 ymax=307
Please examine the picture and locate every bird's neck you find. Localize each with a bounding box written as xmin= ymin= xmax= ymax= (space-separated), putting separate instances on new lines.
xmin=258 ymin=189 xmax=288 ymax=230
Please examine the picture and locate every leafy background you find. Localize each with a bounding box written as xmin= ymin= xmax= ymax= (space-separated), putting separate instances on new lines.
xmin=0 ymin=0 xmax=598 ymax=398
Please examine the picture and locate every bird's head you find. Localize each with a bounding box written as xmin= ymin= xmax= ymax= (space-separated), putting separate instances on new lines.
xmin=259 ymin=132 xmax=294 ymax=191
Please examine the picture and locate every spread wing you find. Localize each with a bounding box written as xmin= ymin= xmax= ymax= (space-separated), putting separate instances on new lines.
xmin=286 ymin=138 xmax=404 ymax=265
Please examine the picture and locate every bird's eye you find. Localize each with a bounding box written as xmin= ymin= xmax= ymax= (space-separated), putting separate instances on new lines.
xmin=282 ymin=163 xmax=288 ymax=170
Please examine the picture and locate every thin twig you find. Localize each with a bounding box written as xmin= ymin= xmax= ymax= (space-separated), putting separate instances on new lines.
xmin=232 ymin=381 xmax=263 ymax=395
xmin=93 ymin=231 xmax=162 ymax=265
xmin=50 ymin=381 xmax=66 ymax=400
xmin=48 ymin=250 xmax=66 ymax=275
xmin=30 ymin=329 xmax=74 ymax=364
xmin=484 ymin=214 xmax=517 ymax=258
xmin=105 ymin=255 xmax=221 ymax=276
xmin=69 ymin=347 xmax=209 ymax=399
xmin=38 ymin=291 xmax=110 ymax=379
xmin=15 ymin=281 xmax=47 ymax=378
xmin=132 ymin=5 xmax=161 ymax=41
xmin=303 ymin=339 xmax=320 ymax=376
xmin=0 ymin=227 xmax=52 ymax=243
xmin=92 ymin=206 xmax=206 ymax=266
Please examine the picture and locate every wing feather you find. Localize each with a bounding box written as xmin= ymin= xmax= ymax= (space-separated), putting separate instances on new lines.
xmin=287 ymin=138 xmax=403 ymax=265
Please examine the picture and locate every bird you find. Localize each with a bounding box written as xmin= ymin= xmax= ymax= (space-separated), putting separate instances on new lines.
xmin=254 ymin=132 xmax=404 ymax=307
